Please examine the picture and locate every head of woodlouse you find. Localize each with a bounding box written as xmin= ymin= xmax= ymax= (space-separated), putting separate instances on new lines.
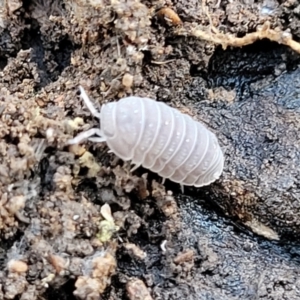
xmin=99 ymin=97 xmax=145 ymax=161
xmin=99 ymin=102 xmax=116 ymax=138
xmin=101 ymin=97 xmax=145 ymax=140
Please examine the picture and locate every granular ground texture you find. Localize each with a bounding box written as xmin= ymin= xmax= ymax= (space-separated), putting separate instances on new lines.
xmin=0 ymin=1 xmax=300 ymax=299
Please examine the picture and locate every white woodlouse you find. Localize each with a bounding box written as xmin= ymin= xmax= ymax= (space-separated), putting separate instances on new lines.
xmin=68 ymin=87 xmax=224 ymax=187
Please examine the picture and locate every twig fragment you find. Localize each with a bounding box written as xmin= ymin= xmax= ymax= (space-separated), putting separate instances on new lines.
xmin=151 ymin=59 xmax=176 ymax=65
xmin=176 ymin=22 xmax=300 ymax=54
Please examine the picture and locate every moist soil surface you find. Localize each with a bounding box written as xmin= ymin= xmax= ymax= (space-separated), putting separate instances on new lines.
xmin=0 ymin=1 xmax=300 ymax=299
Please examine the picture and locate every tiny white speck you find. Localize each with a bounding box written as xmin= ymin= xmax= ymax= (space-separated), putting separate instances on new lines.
xmin=46 ymin=128 xmax=54 ymax=138
xmin=176 ymin=132 xmax=180 ymax=136
xmin=134 ymin=109 xmax=138 ymax=113
xmin=282 ymin=31 xmax=292 ymax=38
xmin=161 ymin=240 xmax=167 ymax=252
xmin=186 ymin=139 xmax=190 ymax=143
xmin=165 ymin=121 xmax=169 ymax=125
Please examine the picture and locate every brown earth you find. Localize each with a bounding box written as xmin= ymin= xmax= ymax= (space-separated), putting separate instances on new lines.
xmin=0 ymin=0 xmax=300 ymax=299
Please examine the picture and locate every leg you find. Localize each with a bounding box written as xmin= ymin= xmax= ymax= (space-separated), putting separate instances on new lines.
xmin=130 ymin=164 xmax=141 ymax=172
xmin=68 ymin=128 xmax=105 ymax=145
xmin=88 ymin=137 xmax=106 ymax=143
xmin=79 ymin=86 xmax=102 ymax=119
xmin=180 ymin=184 xmax=184 ymax=194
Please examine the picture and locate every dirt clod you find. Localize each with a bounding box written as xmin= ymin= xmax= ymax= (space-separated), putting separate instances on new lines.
xmin=1 ymin=0 xmax=300 ymax=299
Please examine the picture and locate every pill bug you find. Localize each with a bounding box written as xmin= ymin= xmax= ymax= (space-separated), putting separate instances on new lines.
xmin=68 ymin=87 xmax=224 ymax=188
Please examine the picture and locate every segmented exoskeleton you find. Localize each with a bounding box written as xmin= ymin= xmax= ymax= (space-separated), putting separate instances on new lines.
xmin=68 ymin=87 xmax=224 ymax=187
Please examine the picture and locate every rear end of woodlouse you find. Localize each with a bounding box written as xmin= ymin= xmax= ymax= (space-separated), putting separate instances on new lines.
xmin=68 ymin=87 xmax=224 ymax=188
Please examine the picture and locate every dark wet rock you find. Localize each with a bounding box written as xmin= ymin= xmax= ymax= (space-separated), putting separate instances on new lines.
xmin=184 ymin=49 xmax=300 ymax=240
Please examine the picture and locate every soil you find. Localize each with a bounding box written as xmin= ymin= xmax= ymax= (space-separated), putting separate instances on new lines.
xmin=0 ymin=0 xmax=300 ymax=299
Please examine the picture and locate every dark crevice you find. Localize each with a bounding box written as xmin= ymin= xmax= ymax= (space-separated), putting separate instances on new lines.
xmin=0 ymin=56 xmax=8 ymax=70
xmin=20 ymin=21 xmax=74 ymax=89
xmin=190 ymin=40 xmax=300 ymax=99
xmin=42 ymin=279 xmax=77 ymax=300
